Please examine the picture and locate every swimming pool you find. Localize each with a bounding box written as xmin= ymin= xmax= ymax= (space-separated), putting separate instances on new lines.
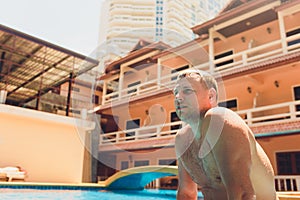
xmin=0 ymin=188 xmax=204 ymax=200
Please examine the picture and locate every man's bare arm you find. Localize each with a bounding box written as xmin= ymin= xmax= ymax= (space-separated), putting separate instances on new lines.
xmin=176 ymin=159 xmax=198 ymax=200
xmin=204 ymin=109 xmax=256 ymax=200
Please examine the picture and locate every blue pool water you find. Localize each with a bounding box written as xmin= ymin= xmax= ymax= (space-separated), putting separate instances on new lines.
xmin=0 ymin=188 xmax=204 ymax=200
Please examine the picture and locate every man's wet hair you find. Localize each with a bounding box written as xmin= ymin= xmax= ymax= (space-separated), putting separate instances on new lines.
xmin=177 ymin=69 xmax=218 ymax=96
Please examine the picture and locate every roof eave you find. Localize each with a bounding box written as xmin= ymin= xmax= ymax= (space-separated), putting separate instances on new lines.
xmin=0 ymin=24 xmax=99 ymax=64
xmin=191 ymin=0 xmax=278 ymax=36
xmin=104 ymin=41 xmax=170 ymax=73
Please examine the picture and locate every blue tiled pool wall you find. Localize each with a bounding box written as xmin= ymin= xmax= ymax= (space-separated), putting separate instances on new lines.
xmin=0 ymin=184 xmax=105 ymax=191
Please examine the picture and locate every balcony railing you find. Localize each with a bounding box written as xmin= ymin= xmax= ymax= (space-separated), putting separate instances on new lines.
xmin=100 ymin=121 xmax=181 ymax=145
xmin=101 ymin=33 xmax=300 ymax=106
xmin=99 ymin=100 xmax=300 ymax=145
xmin=275 ymin=175 xmax=300 ymax=191
xmin=236 ymin=100 xmax=300 ymax=125
xmin=214 ymin=33 xmax=300 ymax=72
xmin=103 ymin=74 xmax=179 ymax=104
xmin=144 ymin=175 xmax=300 ymax=191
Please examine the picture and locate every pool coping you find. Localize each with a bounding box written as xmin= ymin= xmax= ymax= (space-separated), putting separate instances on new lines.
xmin=0 ymin=181 xmax=105 ymax=190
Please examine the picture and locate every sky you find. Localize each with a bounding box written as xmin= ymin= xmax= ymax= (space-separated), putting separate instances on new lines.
xmin=0 ymin=0 xmax=104 ymax=57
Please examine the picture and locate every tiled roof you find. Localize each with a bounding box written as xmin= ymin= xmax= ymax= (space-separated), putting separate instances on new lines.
xmin=219 ymin=51 xmax=300 ymax=80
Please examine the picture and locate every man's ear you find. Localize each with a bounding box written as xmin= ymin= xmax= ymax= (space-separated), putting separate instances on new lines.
xmin=208 ymin=88 xmax=217 ymax=105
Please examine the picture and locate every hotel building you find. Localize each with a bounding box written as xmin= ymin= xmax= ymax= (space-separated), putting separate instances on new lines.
xmin=96 ymin=0 xmax=300 ymax=191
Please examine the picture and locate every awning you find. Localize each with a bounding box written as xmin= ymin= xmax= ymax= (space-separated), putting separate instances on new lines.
xmin=0 ymin=24 xmax=99 ymax=106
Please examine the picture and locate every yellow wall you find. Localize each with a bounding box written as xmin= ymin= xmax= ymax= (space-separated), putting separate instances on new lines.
xmin=0 ymin=104 xmax=94 ymax=183
xmin=223 ymin=64 xmax=299 ymax=114
xmin=284 ymin=11 xmax=300 ymax=31
xmin=257 ymin=134 xmax=300 ymax=175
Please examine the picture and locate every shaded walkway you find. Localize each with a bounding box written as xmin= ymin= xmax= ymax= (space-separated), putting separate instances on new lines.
xmin=98 ymin=165 xmax=178 ymax=190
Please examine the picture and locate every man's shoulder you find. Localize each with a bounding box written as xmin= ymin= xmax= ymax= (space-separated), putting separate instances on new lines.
xmin=204 ymin=107 xmax=241 ymax=123
xmin=175 ymin=124 xmax=194 ymax=157
xmin=205 ymin=106 xmax=232 ymax=116
xmin=176 ymin=124 xmax=191 ymax=138
xmin=175 ymin=124 xmax=195 ymax=146
xmin=203 ymin=107 xmax=248 ymax=134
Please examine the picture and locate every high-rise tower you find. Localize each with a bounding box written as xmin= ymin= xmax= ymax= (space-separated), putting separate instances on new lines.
xmin=98 ymin=0 xmax=229 ymax=57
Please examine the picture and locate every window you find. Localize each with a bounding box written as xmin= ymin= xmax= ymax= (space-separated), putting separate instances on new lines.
xmin=101 ymin=114 xmax=119 ymax=133
xmin=159 ymin=159 xmax=177 ymax=166
xmin=107 ymin=79 xmax=119 ymax=99
xmin=293 ymin=86 xmax=300 ymax=112
xmin=70 ymin=109 xmax=80 ymax=114
xmin=92 ymin=94 xmax=99 ymax=104
xmin=125 ymin=119 xmax=140 ymax=139
xmin=127 ymin=81 xmax=141 ymax=94
xmin=286 ymin=28 xmax=300 ymax=47
xmin=214 ymin=50 xmax=233 ymax=67
xmin=134 ymin=160 xmax=149 ymax=167
xmin=276 ymin=151 xmax=300 ymax=175
xmin=218 ymin=99 xmax=237 ymax=111
xmin=171 ymin=65 xmax=189 ymax=81
xmin=170 ymin=111 xmax=181 ymax=133
xmin=71 ymin=86 xmax=80 ymax=92
xmin=121 ymin=161 xmax=129 ymax=170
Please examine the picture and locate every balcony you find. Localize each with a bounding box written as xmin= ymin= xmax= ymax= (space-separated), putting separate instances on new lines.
xmin=100 ymin=32 xmax=300 ymax=106
xmin=275 ymin=175 xmax=300 ymax=192
xmin=99 ymin=100 xmax=300 ymax=146
xmin=213 ymin=33 xmax=300 ymax=73
xmin=109 ymin=5 xmax=132 ymax=15
xmin=236 ymin=100 xmax=300 ymax=126
xmin=100 ymin=120 xmax=180 ymax=145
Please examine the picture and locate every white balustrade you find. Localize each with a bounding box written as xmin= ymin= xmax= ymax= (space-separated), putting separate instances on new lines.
xmin=275 ymin=176 xmax=300 ymax=191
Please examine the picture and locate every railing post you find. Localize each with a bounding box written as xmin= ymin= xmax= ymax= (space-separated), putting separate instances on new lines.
xmin=116 ymin=132 xmax=120 ymax=143
xmin=102 ymin=81 xmax=107 ymax=105
xmin=284 ymin=179 xmax=287 ymax=191
xmin=242 ymin=53 xmax=247 ymax=65
xmin=247 ymin=111 xmax=252 ymax=125
xmin=136 ymin=85 xmax=140 ymax=96
xmin=157 ymin=58 xmax=162 ymax=89
xmin=290 ymin=104 xmax=297 ymax=120
xmin=208 ymin=28 xmax=215 ymax=73
xmin=157 ymin=126 xmax=161 ymax=137
xmin=118 ymin=66 xmax=124 ymax=100
xmin=278 ymin=11 xmax=288 ymax=54
xmin=135 ymin=130 xmax=138 ymax=140
xmin=99 ymin=134 xmax=103 ymax=145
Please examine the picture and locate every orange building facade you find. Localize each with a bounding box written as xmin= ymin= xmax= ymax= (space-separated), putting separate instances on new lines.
xmin=96 ymin=0 xmax=300 ymax=191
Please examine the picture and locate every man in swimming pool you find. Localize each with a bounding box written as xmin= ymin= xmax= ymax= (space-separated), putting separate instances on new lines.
xmin=173 ymin=69 xmax=278 ymax=200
